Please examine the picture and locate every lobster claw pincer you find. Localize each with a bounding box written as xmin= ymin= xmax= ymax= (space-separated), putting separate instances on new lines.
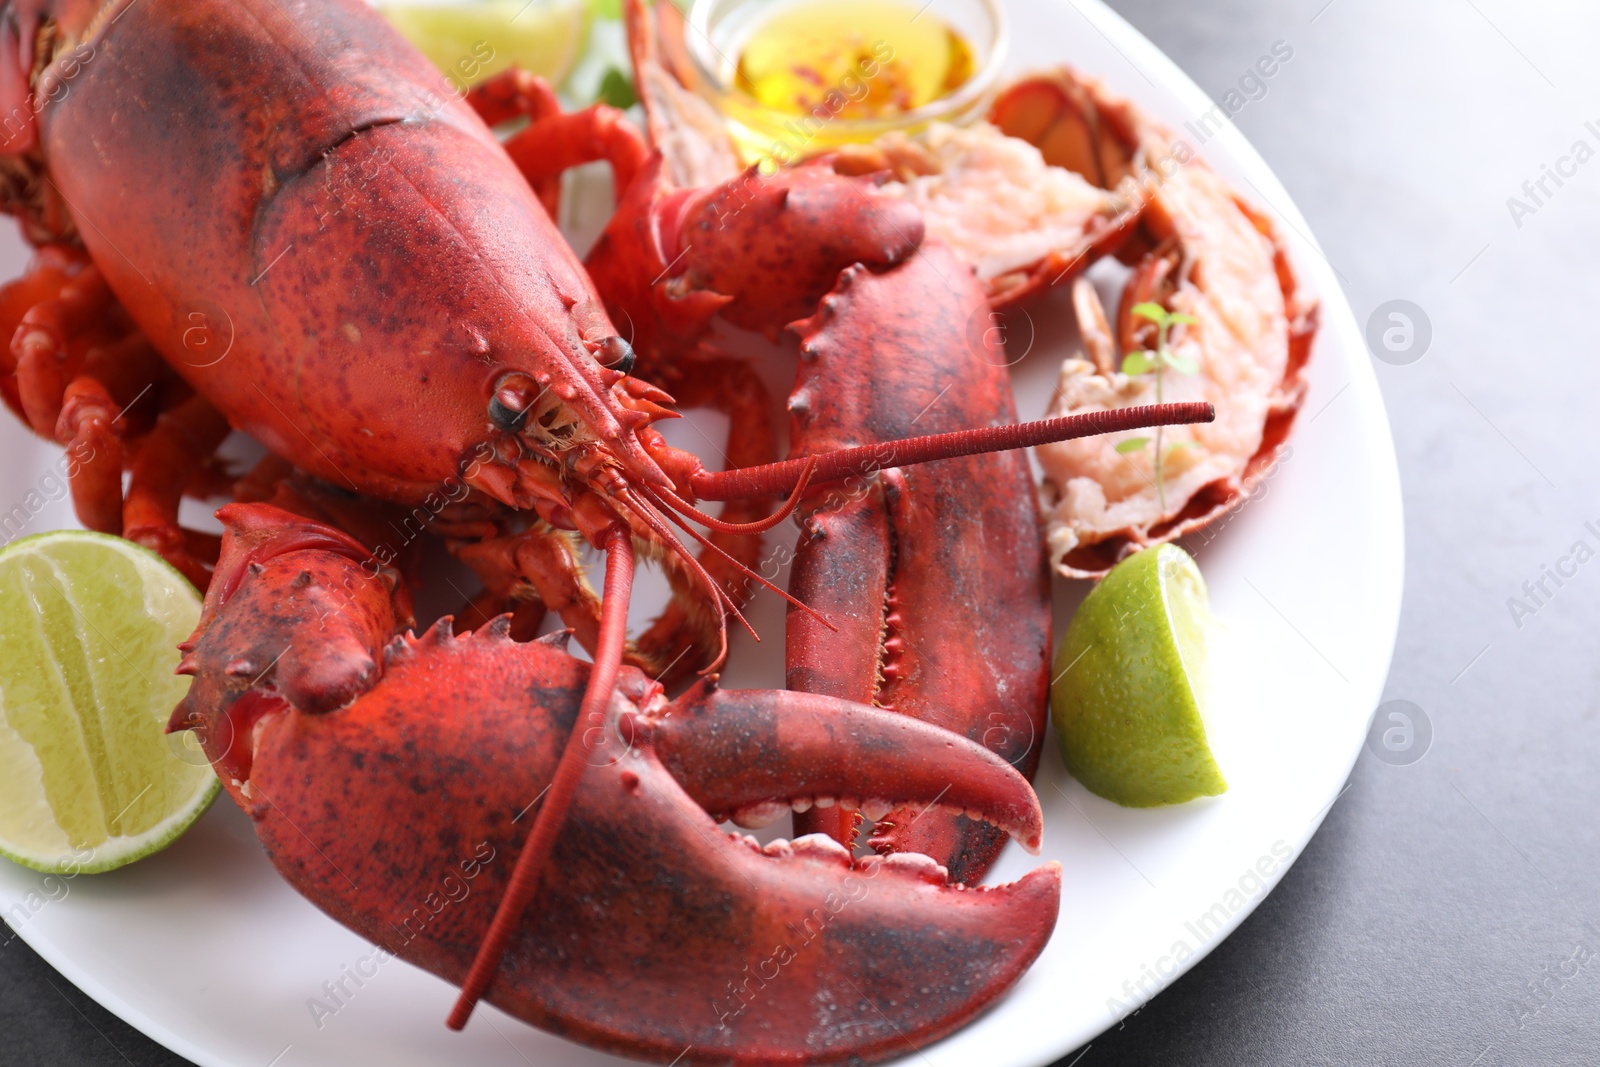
xmin=533 ymin=677 xmax=1059 ymax=1064
xmin=171 ymin=504 xmax=1059 ymax=1066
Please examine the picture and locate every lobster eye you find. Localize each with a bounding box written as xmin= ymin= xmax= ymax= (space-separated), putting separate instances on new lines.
xmin=489 ymin=373 xmax=536 ymax=433
xmin=598 ymin=336 xmax=635 ymax=376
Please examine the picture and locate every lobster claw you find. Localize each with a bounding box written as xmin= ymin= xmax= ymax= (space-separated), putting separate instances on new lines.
xmin=413 ymin=644 xmax=1061 ymax=1064
xmin=594 ymin=679 xmax=1059 ymax=1063
xmin=177 ymin=504 xmax=1058 ymax=1065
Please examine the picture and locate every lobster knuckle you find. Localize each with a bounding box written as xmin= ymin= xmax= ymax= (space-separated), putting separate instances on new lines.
xmin=677 ymin=168 xmax=925 ymax=335
xmin=780 ymin=171 xmax=924 ymax=264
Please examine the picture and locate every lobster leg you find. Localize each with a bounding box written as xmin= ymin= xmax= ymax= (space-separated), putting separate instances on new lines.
xmin=55 ymin=381 xmax=123 ymax=533
xmin=467 ymin=68 xmax=647 ymax=217
xmin=465 ymin=66 xmax=563 ymax=126
xmin=55 ymin=334 xmax=168 ymax=534
xmin=455 ymin=527 xmax=603 ymax=658
xmin=123 ymin=393 xmax=232 ymax=588
xmin=231 ymin=453 xmax=296 ymax=504
xmin=630 ymin=352 xmax=779 ymax=684
xmin=0 ymin=253 xmax=160 ymax=536
xmin=12 ymin=260 xmax=113 ymax=437
xmin=0 ymin=247 xmax=178 ymax=537
xmin=506 ymin=107 xmax=649 ymax=215
xmin=0 ymin=247 xmax=81 ymax=422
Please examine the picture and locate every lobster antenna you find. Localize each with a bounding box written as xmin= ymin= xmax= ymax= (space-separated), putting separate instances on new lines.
xmin=613 ymin=488 xmax=758 ymax=656
xmin=639 ymin=481 xmax=836 ymax=630
xmin=652 ymin=457 xmax=818 ymax=535
xmin=691 ymin=401 xmax=1214 ymax=502
xmin=449 ymin=525 xmax=636 ymax=1030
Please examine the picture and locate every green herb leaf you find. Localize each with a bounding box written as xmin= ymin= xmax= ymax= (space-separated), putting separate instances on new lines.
xmin=1165 ymin=439 xmax=1199 ymax=452
xmin=1115 ymin=436 xmax=1151 ymax=454
xmin=1130 ymin=302 xmax=1168 ymax=325
xmin=598 ymin=67 xmax=637 ymax=110
xmin=1164 ymin=352 xmax=1199 ymax=375
xmin=592 ymin=0 xmax=622 ymax=20
xmin=1168 ymin=312 xmax=1198 ymax=326
xmin=1121 ymin=351 xmax=1154 ymax=376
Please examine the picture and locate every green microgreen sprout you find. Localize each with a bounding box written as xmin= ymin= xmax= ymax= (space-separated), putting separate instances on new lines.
xmin=598 ymin=67 xmax=637 ymax=110
xmin=1119 ymin=302 xmax=1199 ymax=511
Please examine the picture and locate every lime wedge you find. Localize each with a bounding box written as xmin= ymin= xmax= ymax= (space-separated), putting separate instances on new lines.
xmin=1051 ymin=544 xmax=1226 ymax=807
xmin=378 ymin=0 xmax=593 ymax=88
xmin=0 ymin=531 xmax=216 ymax=874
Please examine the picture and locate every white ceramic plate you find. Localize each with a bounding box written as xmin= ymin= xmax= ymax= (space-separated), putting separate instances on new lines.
xmin=0 ymin=1 xmax=1402 ymax=1064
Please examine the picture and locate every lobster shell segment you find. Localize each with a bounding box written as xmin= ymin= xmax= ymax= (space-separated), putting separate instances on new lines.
xmin=173 ymin=504 xmax=1060 ymax=1065
xmin=30 ymin=0 xmax=666 ymax=504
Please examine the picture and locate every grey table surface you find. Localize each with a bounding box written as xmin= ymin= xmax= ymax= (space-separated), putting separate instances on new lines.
xmin=4 ymin=0 xmax=1598 ymax=1064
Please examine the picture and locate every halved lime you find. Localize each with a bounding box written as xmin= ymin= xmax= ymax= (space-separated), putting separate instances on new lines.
xmin=378 ymin=0 xmax=593 ymax=89
xmin=0 ymin=531 xmax=216 ymax=874
xmin=1051 ymin=544 xmax=1226 ymax=807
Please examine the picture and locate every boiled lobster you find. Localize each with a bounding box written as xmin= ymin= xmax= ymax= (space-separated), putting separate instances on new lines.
xmin=0 ymin=0 xmax=1212 ymax=1061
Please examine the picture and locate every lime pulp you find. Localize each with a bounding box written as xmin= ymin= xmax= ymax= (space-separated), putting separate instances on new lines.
xmin=0 ymin=531 xmax=216 ymax=874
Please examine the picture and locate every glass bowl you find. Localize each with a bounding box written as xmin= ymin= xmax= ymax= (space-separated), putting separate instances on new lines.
xmin=682 ymin=0 xmax=1008 ymax=165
